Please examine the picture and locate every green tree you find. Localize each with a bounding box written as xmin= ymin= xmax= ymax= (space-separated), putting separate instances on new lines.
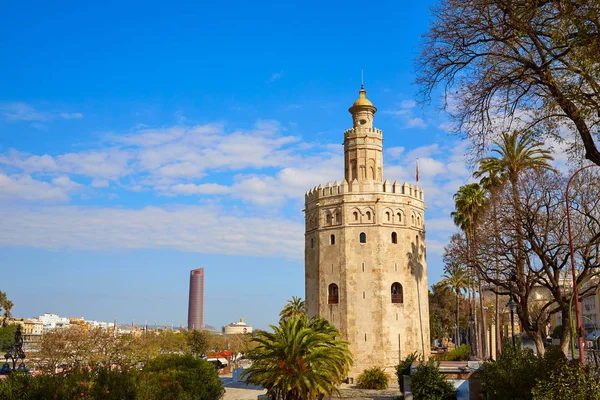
xmin=242 ymin=315 xmax=352 ymax=400
xmin=0 ymin=290 xmax=13 ymax=326
xmin=476 ymin=169 xmax=507 ymax=358
xmin=187 ymin=329 xmax=209 ymax=357
xmin=279 ymin=296 xmax=306 ymax=321
xmin=477 ymin=130 xmax=555 ymax=355
xmin=139 ymin=354 xmax=225 ymax=400
xmin=452 ymin=182 xmax=489 ymax=356
xmin=438 ymin=259 xmax=469 ymax=347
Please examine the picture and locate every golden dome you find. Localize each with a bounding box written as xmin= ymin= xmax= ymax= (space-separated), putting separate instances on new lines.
xmin=352 ymin=85 xmax=373 ymax=107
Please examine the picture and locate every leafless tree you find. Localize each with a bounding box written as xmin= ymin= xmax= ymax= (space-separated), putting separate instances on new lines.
xmin=417 ymin=0 xmax=600 ymax=165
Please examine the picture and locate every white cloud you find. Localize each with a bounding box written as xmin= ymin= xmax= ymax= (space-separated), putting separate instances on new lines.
xmin=401 ymin=100 xmax=417 ymax=109
xmin=406 ymin=118 xmax=427 ymax=129
xmin=0 ymin=102 xmax=83 ymax=122
xmin=0 ymin=205 xmax=304 ymax=259
xmin=268 ymin=71 xmax=284 ymax=82
xmin=170 ymin=183 xmax=231 ymax=195
xmin=58 ymin=112 xmax=84 ymax=120
xmin=387 ymin=146 xmax=405 ymax=159
xmin=0 ymin=173 xmax=75 ymax=202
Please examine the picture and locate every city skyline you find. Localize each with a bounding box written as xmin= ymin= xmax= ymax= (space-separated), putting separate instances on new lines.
xmin=0 ymin=1 xmax=572 ymax=330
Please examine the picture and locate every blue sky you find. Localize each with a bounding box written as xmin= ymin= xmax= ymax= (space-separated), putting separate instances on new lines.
xmin=0 ymin=0 xmax=476 ymax=330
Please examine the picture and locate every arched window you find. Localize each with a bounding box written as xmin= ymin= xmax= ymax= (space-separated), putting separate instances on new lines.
xmin=411 ymin=214 xmax=415 ymax=225
xmin=366 ymin=211 xmax=371 ymax=220
xmin=397 ymin=213 xmax=402 ymax=223
xmin=328 ymin=284 xmax=339 ymax=304
xmin=359 ymin=232 xmax=367 ymax=243
xmin=353 ymin=211 xmax=359 ymax=221
xmin=310 ymin=238 xmax=314 ymax=248
xmin=326 ymin=213 xmax=332 ymax=225
xmin=330 ymin=234 xmax=335 ymax=245
xmin=336 ymin=212 xmax=341 ymax=224
xmin=417 ymin=215 xmax=421 ymax=226
xmin=391 ymin=283 xmax=403 ymax=304
xmin=386 ymin=211 xmax=391 ymax=221
xmin=392 ymin=232 xmax=398 ymax=244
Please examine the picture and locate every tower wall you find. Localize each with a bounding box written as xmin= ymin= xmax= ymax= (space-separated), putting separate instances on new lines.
xmin=304 ymin=87 xmax=430 ymax=378
xmin=188 ymin=268 xmax=205 ymax=331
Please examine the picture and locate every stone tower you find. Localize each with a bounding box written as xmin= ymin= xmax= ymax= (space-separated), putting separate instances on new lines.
xmin=304 ymin=85 xmax=430 ymax=378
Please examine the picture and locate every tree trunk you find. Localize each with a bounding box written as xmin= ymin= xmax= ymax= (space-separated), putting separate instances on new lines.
xmin=559 ymin=308 xmax=572 ymax=357
xmin=456 ymin=291 xmax=461 ymax=346
xmin=478 ymin=278 xmax=487 ymax=359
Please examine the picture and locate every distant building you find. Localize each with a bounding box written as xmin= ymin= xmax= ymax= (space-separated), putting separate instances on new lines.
xmin=222 ymin=317 xmax=252 ymax=335
xmin=38 ymin=313 xmax=70 ymax=331
xmin=188 ymin=268 xmax=205 ymax=331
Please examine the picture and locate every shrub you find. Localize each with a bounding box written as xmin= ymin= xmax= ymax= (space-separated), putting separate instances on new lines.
xmin=410 ymin=359 xmax=456 ymax=400
xmin=442 ymin=344 xmax=470 ymax=361
xmin=141 ymin=354 xmax=225 ymax=400
xmin=481 ymin=342 xmax=541 ymax=400
xmin=533 ymin=346 xmax=600 ymax=400
xmin=0 ymin=354 xmax=224 ymax=400
xmin=396 ymin=352 xmax=418 ymax=392
xmin=356 ymin=367 xmax=389 ymax=390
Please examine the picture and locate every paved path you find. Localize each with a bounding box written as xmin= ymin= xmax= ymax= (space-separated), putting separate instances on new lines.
xmin=221 ymin=376 xmax=267 ymax=400
xmin=219 ymin=378 xmax=400 ymax=400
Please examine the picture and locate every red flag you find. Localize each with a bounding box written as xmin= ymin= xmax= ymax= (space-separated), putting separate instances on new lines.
xmin=416 ymin=159 xmax=419 ymax=182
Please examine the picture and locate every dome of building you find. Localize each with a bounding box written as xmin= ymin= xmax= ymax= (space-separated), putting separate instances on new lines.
xmin=352 ymin=85 xmax=373 ymax=107
xmin=222 ymin=317 xmax=253 ymax=335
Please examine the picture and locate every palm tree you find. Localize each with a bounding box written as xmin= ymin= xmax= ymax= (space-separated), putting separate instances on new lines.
xmin=476 ymin=169 xmax=507 ymax=357
xmin=439 ymin=265 xmax=469 ymax=347
xmin=476 ymin=130 xmax=555 ymax=354
xmin=241 ymin=314 xmax=352 ymax=400
xmin=279 ymin=296 xmax=306 ymax=321
xmin=452 ymin=183 xmax=488 ymax=356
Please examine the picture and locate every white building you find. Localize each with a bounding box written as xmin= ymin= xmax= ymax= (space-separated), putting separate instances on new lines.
xmin=222 ymin=317 xmax=253 ymax=334
xmin=38 ymin=313 xmax=70 ymax=331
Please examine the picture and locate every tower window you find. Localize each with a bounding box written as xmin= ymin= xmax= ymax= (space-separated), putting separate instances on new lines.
xmin=359 ymin=232 xmax=366 ymax=243
xmin=353 ymin=212 xmax=359 ymax=221
xmin=336 ymin=213 xmax=341 ymax=224
xmin=326 ymin=214 xmax=332 ymax=225
xmin=328 ymin=284 xmax=339 ymax=304
xmin=330 ymin=234 xmax=335 ymax=245
xmin=397 ymin=213 xmax=402 ymax=223
xmin=392 ymin=232 xmax=398 ymax=244
xmin=386 ymin=211 xmax=391 ymax=221
xmin=311 ymin=238 xmax=314 ymax=248
xmin=391 ymin=282 xmax=403 ymax=304
xmin=366 ymin=211 xmax=371 ymax=220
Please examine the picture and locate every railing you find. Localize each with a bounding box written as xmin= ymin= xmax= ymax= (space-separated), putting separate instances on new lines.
xmin=328 ymin=295 xmax=339 ymax=304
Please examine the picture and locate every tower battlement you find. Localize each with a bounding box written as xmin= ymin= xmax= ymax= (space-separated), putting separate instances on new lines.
xmin=344 ymin=127 xmax=383 ymax=137
xmin=305 ymin=180 xmax=424 ymax=203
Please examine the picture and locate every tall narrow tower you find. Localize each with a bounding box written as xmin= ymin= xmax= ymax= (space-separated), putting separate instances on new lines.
xmin=188 ymin=268 xmax=204 ymax=331
xmin=304 ymin=86 xmax=430 ymax=377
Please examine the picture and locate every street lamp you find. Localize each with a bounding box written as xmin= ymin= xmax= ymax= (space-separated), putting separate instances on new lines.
xmin=566 ymin=164 xmax=599 ymax=365
xmin=506 ymin=297 xmax=517 ymax=348
xmin=2 ymin=325 xmax=27 ymax=374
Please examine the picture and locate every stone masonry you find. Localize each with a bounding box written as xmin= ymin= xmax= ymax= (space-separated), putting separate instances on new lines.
xmin=304 ymin=85 xmax=431 ymax=378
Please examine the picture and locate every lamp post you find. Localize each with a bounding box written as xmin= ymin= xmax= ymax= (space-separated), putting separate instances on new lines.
xmin=2 ymin=325 xmax=27 ymax=373
xmin=506 ymin=297 xmax=517 ymax=348
xmin=566 ymin=164 xmax=598 ymax=365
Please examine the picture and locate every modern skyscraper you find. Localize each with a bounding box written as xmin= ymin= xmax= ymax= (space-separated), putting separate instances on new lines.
xmin=304 ymin=86 xmax=430 ymax=377
xmin=188 ymin=268 xmax=204 ymax=331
